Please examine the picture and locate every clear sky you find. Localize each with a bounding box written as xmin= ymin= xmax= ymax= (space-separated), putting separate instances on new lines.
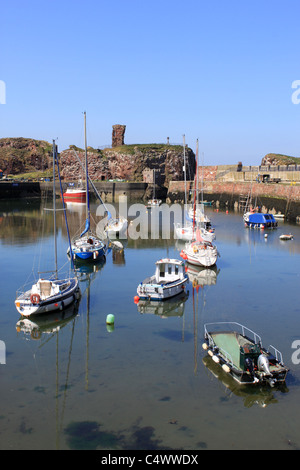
xmin=1 ymin=0 xmax=300 ymax=165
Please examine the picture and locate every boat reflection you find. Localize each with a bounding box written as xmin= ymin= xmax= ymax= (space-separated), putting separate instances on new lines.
xmin=137 ymin=291 xmax=189 ymax=318
xmin=202 ymin=356 xmax=289 ymax=408
xmin=16 ymin=301 xmax=80 ymax=341
xmin=185 ymin=263 xmax=220 ymax=288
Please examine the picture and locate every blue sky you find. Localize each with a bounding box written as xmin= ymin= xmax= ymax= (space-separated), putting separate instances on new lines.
xmin=1 ymin=0 xmax=300 ymax=165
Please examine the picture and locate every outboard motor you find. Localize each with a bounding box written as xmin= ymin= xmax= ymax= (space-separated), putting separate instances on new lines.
xmin=245 ymin=357 xmax=255 ymax=378
xmin=258 ymin=354 xmax=271 ymax=376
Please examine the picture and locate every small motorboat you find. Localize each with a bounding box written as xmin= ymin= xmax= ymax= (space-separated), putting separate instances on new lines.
xmin=279 ymin=233 xmax=293 ymax=241
xmin=63 ymin=179 xmax=86 ymax=203
xmin=243 ymin=212 xmax=278 ymax=229
xmin=202 ymin=322 xmax=289 ymax=387
xmin=136 ymin=258 xmax=188 ymax=301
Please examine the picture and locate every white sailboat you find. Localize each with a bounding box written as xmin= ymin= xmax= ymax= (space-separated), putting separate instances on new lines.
xmin=175 ymin=138 xmax=215 ymax=243
xmin=68 ymin=113 xmax=107 ymax=262
xmin=147 ymin=169 xmax=162 ymax=207
xmin=15 ymin=141 xmax=81 ymax=317
xmin=180 ymin=229 xmax=219 ymax=268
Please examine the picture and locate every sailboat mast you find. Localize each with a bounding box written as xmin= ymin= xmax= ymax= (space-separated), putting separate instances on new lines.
xmin=84 ymin=112 xmax=90 ymax=227
xmin=183 ymin=134 xmax=187 ymax=206
xmin=53 ymin=140 xmax=58 ymax=278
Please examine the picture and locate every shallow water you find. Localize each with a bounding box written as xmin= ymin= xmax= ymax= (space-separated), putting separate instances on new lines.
xmin=1 ymin=198 xmax=300 ymax=450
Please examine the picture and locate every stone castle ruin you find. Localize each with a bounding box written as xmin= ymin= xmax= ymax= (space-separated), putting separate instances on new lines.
xmin=112 ymin=125 xmax=126 ymax=147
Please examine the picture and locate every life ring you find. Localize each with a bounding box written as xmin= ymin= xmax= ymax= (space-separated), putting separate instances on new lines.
xmin=30 ymin=293 xmax=41 ymax=305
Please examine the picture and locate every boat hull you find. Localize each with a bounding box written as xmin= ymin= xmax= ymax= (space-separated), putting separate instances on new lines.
xmin=15 ymin=278 xmax=81 ymax=317
xmin=203 ymin=322 xmax=289 ymax=386
xmin=181 ymin=243 xmax=218 ymax=267
xmin=69 ymin=235 xmax=107 ymax=261
xmin=137 ymin=277 xmax=188 ymax=301
xmin=63 ymin=190 xmax=86 ymax=203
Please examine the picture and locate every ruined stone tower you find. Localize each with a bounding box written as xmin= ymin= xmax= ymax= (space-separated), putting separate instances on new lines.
xmin=112 ymin=125 xmax=126 ymax=147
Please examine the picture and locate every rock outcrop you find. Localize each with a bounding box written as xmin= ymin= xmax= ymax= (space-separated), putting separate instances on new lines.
xmin=59 ymin=144 xmax=195 ymax=186
xmin=261 ymin=153 xmax=300 ymax=166
xmin=0 ymin=138 xmax=52 ymax=174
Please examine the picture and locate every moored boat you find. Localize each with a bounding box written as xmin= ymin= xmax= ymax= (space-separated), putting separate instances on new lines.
xmin=15 ymin=141 xmax=81 ymax=317
xmin=279 ymin=233 xmax=293 ymax=241
xmin=180 ymin=238 xmax=218 ymax=267
xmin=136 ymin=258 xmax=188 ymax=301
xmin=244 ymin=212 xmax=278 ymax=229
xmin=68 ymin=112 xmax=107 ymax=262
xmin=203 ymin=322 xmax=289 ymax=387
xmin=105 ymin=216 xmax=128 ymax=237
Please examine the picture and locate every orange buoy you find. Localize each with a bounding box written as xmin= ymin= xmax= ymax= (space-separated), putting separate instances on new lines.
xmin=134 ymin=296 xmax=140 ymax=304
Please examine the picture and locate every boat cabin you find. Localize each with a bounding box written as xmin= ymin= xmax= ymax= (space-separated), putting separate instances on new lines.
xmin=155 ymin=259 xmax=185 ymax=284
xmin=31 ymin=279 xmax=61 ymax=300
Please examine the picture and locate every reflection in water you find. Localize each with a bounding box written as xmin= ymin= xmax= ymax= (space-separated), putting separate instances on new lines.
xmin=137 ymin=291 xmax=189 ymax=317
xmin=185 ymin=263 xmax=220 ymax=287
xmin=2 ymin=201 xmax=300 ymax=450
xmin=16 ymin=302 xmax=79 ymax=341
xmin=202 ymin=356 xmax=289 ymax=408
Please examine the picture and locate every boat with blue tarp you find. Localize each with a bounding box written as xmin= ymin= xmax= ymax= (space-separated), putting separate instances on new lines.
xmin=244 ymin=211 xmax=278 ymax=229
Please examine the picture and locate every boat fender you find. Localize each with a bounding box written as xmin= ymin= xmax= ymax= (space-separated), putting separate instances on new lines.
xmin=30 ymin=293 xmax=41 ymax=305
xmin=212 ymin=355 xmax=220 ymax=364
xmin=208 ymin=350 xmax=214 ymax=357
xmin=222 ymin=364 xmax=231 ymax=374
xmin=202 ymin=343 xmax=208 ymax=350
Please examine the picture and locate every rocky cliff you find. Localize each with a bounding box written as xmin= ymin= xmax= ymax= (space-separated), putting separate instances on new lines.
xmin=261 ymin=153 xmax=300 ymax=166
xmin=59 ymin=144 xmax=196 ymax=186
xmin=0 ymin=138 xmax=195 ymax=186
xmin=0 ymin=138 xmax=53 ymax=174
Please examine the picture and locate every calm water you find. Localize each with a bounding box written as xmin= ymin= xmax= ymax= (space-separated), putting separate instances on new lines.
xmin=1 ymin=198 xmax=300 ymax=450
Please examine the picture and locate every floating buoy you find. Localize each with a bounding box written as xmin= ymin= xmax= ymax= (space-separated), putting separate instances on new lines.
xmin=106 ymin=314 xmax=115 ymax=325
xmin=134 ymin=295 xmax=140 ymax=304
xmin=264 ymin=234 xmax=268 ymax=238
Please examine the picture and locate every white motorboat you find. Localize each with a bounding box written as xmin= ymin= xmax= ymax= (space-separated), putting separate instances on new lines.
xmin=136 ymin=259 xmax=188 ymax=301
xmin=279 ymin=233 xmax=293 ymax=241
xmin=15 ymin=141 xmax=81 ymax=317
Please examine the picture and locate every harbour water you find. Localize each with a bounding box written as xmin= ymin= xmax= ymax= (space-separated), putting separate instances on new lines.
xmin=1 ymin=198 xmax=300 ymax=450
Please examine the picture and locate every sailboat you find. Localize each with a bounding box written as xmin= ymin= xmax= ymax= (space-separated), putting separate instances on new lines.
xmin=180 ymin=142 xmax=219 ymax=268
xmin=68 ymin=112 xmax=107 ymax=261
xmin=147 ymin=169 xmax=162 ymax=207
xmin=15 ymin=141 xmax=81 ymax=317
xmin=175 ymin=139 xmax=215 ymax=243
